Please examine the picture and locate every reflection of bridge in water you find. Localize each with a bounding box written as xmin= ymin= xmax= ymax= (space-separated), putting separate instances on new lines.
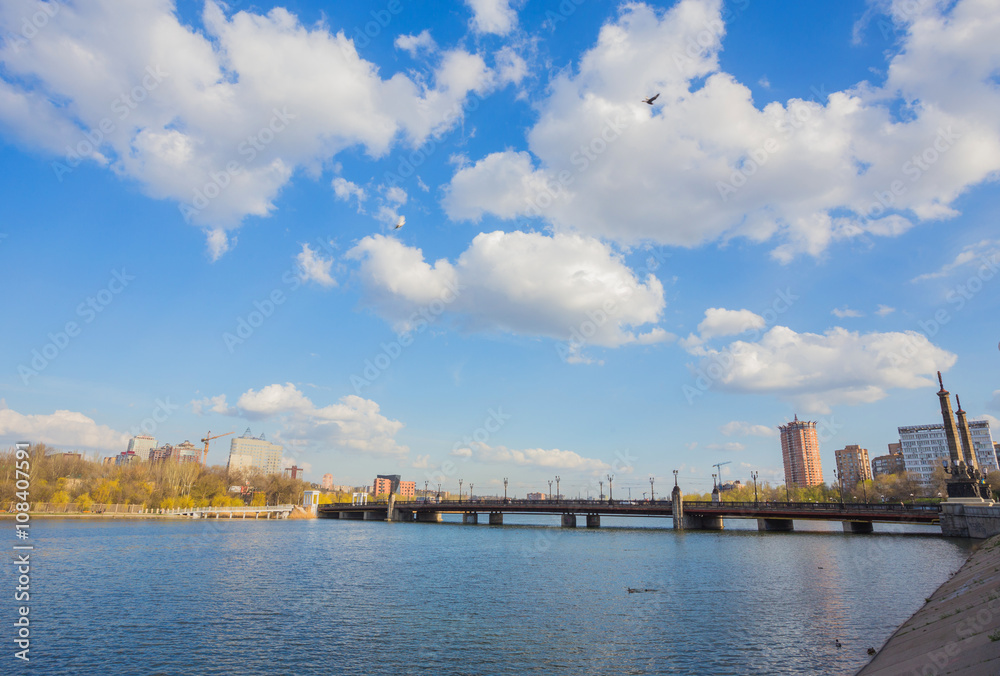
xmin=318 ymin=498 xmax=941 ymax=534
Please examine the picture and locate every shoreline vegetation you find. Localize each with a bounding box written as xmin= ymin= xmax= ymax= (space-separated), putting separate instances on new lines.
xmin=0 ymin=444 xmax=366 ymax=514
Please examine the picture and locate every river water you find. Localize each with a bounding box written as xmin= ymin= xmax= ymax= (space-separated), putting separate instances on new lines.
xmin=10 ymin=515 xmax=972 ymax=675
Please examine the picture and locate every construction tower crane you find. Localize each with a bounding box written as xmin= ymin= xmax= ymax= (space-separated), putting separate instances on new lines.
xmin=200 ymin=431 xmax=233 ymax=466
xmin=713 ymin=461 xmax=732 ymax=487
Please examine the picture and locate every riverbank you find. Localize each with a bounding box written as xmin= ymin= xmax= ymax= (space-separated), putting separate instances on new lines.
xmin=856 ymin=534 xmax=1000 ymax=675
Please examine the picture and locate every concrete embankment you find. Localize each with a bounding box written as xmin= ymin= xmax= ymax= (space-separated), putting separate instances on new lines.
xmin=856 ymin=534 xmax=1000 ymax=676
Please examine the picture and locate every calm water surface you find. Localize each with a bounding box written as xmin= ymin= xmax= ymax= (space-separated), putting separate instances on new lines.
xmin=12 ymin=516 xmax=972 ymax=675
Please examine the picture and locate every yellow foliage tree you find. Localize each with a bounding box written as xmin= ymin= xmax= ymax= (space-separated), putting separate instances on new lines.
xmin=251 ymin=492 xmax=266 ymax=506
xmin=51 ymin=490 xmax=71 ymax=504
xmin=75 ymin=493 xmax=93 ymax=511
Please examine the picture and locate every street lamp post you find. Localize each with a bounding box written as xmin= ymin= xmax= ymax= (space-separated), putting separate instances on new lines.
xmin=503 ymin=477 xmax=508 ymax=502
xmin=437 ymin=483 xmax=441 ymax=502
xmin=599 ymin=480 xmax=604 ymax=501
xmin=424 ymin=480 xmax=429 ymax=502
xmin=833 ymin=470 xmax=844 ymax=507
xmin=555 ymin=476 xmax=560 ymax=502
xmin=751 ymin=470 xmax=759 ymax=506
xmin=459 ymin=479 xmax=463 ymax=503
xmin=607 ymin=474 xmax=614 ymax=502
xmin=548 ymin=480 xmax=552 ymax=501
xmin=649 ymin=476 xmax=655 ymax=502
xmin=469 ymin=483 xmax=473 ymax=502
xmin=858 ymin=451 xmax=869 ymax=504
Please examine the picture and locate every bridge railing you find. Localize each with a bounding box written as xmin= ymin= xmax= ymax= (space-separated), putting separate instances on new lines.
xmin=684 ymin=501 xmax=940 ymax=513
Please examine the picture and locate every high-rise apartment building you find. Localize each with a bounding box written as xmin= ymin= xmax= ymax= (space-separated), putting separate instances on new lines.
xmin=321 ymin=473 xmax=334 ymax=490
xmin=779 ymin=416 xmax=823 ymax=487
xmin=126 ymin=434 xmax=157 ymax=461
xmin=898 ymin=420 xmax=998 ymax=483
xmin=227 ymin=428 xmax=283 ymax=476
xmin=834 ymin=445 xmax=872 ymax=486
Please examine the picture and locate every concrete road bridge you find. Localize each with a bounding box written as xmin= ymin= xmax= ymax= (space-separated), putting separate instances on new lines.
xmin=318 ymin=498 xmax=942 ymax=534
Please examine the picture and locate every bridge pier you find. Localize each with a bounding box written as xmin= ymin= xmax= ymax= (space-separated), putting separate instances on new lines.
xmin=679 ymin=515 xmax=722 ymax=530
xmin=757 ymin=518 xmax=794 ymax=532
xmin=462 ymin=512 xmax=478 ymax=525
xmin=363 ymin=511 xmax=382 ymax=520
xmin=700 ymin=515 xmax=723 ymax=530
xmin=489 ymin=512 xmax=503 ymax=525
xmin=586 ymin=514 xmax=600 ymax=528
xmin=561 ymin=513 xmax=577 ymax=528
xmin=842 ymin=521 xmax=874 ymax=534
xmin=416 ymin=511 xmax=442 ymax=523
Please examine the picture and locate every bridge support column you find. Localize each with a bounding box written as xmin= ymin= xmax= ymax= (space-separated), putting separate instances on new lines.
xmin=561 ymin=513 xmax=577 ymax=528
xmin=672 ymin=484 xmax=684 ymax=530
xmin=489 ymin=512 xmax=503 ymax=525
xmin=700 ymin=515 xmax=723 ymax=530
xmin=586 ymin=514 xmax=600 ymax=528
xmin=462 ymin=512 xmax=478 ymax=525
xmin=363 ymin=510 xmax=382 ymax=520
xmin=416 ymin=511 xmax=442 ymax=523
xmin=757 ymin=518 xmax=794 ymax=532
xmin=842 ymin=521 xmax=874 ymax=534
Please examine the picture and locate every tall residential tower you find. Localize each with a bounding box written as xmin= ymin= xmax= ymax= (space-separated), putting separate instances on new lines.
xmin=779 ymin=416 xmax=823 ymax=488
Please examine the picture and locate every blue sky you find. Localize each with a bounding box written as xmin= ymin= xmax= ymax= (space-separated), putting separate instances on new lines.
xmin=2 ymin=0 xmax=999 ymax=498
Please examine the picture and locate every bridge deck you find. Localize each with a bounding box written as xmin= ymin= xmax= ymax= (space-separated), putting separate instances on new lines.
xmin=318 ymin=499 xmax=939 ymax=524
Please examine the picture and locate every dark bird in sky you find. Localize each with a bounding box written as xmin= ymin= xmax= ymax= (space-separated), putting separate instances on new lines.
xmin=867 ymin=647 xmax=876 ymax=656
xmin=642 ymin=93 xmax=660 ymax=105
xmin=394 ymin=215 xmax=405 ymax=229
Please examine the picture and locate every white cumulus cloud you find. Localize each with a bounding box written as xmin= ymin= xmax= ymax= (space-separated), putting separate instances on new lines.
xmin=444 ymin=0 xmax=1000 ymax=260
xmin=0 ymin=408 xmax=128 ymax=451
xmin=720 ymin=421 xmax=777 ymax=437
xmin=346 ymin=231 xmax=668 ymax=353
xmin=296 ymin=243 xmax=337 ymax=288
xmin=197 ymin=383 xmax=408 ymax=456
xmin=455 ymin=441 xmax=611 ymax=473
xmin=690 ymin=325 xmax=957 ymax=413
xmin=0 ymin=1 xmax=496 ymax=257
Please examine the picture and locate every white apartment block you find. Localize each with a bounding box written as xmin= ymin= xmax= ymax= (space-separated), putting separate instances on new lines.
xmin=227 ymin=428 xmax=283 ymax=476
xmin=126 ymin=434 xmax=158 ymax=461
xmin=898 ymin=420 xmax=998 ymax=483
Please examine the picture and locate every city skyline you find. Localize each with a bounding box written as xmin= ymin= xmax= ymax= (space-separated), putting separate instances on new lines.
xmin=2 ymin=0 xmax=1000 ymax=496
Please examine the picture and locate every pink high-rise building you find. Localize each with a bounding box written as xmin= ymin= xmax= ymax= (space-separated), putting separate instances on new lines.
xmin=321 ymin=473 xmax=333 ymax=490
xmin=779 ymin=416 xmax=824 ymax=488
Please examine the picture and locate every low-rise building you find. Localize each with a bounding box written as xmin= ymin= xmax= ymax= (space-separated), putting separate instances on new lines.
xmin=871 ymin=443 xmax=907 ymax=477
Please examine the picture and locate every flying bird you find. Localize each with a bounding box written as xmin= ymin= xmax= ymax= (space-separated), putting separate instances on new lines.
xmin=642 ymin=93 xmax=660 ymax=105
xmin=394 ymin=215 xmax=405 ymax=229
